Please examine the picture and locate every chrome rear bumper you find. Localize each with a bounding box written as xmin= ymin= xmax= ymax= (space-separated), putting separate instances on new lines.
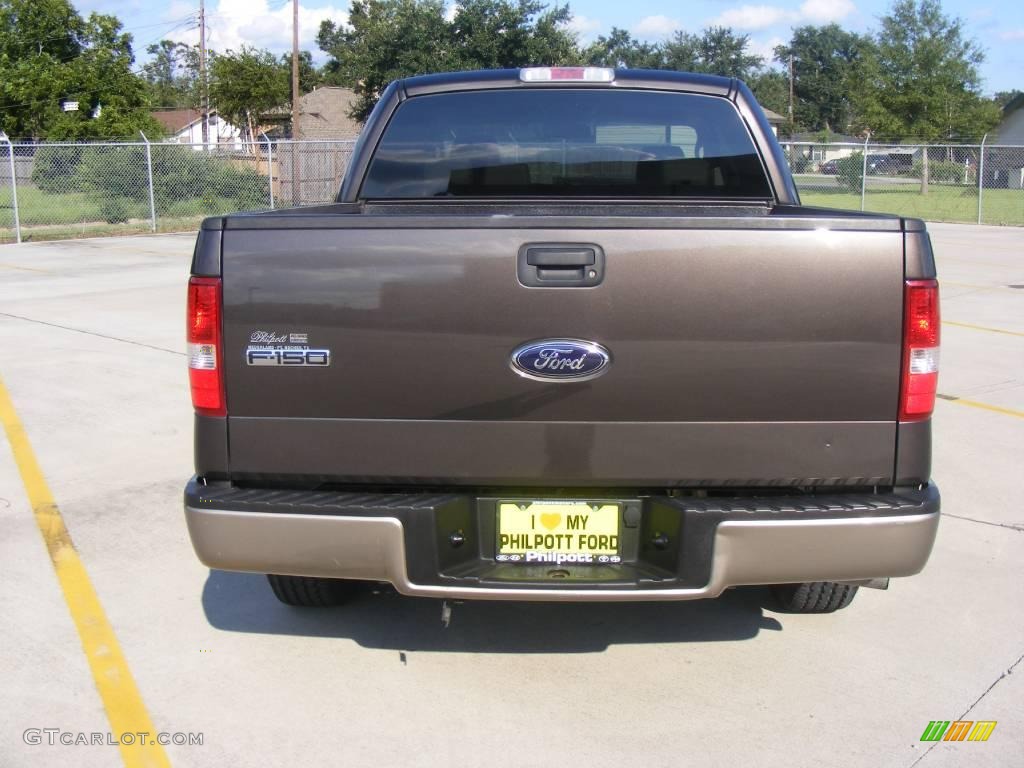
xmin=184 ymin=482 xmax=940 ymax=602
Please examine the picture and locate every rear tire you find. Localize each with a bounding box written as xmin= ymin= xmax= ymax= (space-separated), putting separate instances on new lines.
xmin=771 ymin=582 xmax=858 ymax=613
xmin=266 ymin=574 xmax=358 ymax=607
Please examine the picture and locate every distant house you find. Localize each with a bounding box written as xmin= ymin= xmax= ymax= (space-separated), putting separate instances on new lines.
xmin=298 ymin=87 xmax=361 ymax=140
xmin=783 ymin=131 xmax=862 ymax=171
xmin=988 ymin=94 xmax=1024 ymax=189
xmin=150 ymin=109 xmax=244 ymax=150
xmin=762 ymin=108 xmax=786 ymax=136
xmin=992 ymin=93 xmax=1024 ymax=144
xmin=261 ymin=87 xmax=362 ymax=141
xmin=787 ymin=131 xmax=860 ymax=146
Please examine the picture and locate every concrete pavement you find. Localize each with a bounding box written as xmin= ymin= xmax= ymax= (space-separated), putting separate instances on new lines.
xmin=0 ymin=225 xmax=1021 ymax=768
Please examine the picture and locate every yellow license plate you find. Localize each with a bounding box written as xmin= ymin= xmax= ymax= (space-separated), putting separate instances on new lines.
xmin=496 ymin=501 xmax=622 ymax=564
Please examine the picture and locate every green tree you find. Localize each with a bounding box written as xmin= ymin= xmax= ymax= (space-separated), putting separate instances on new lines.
xmin=281 ymin=50 xmax=323 ymax=93
xmin=450 ymin=0 xmax=575 ymax=69
xmin=662 ymin=27 xmax=763 ymax=79
xmin=584 ymin=25 xmax=764 ymax=80
xmin=582 ymin=27 xmax=663 ymax=68
xmin=852 ymin=0 xmax=999 ymax=140
xmin=318 ymin=0 xmax=451 ymax=121
xmin=143 ymin=40 xmax=201 ymax=110
xmin=209 ymin=46 xmax=289 ymax=143
xmin=0 ymin=0 xmax=160 ymax=139
xmin=317 ymin=0 xmax=578 ymax=121
xmin=749 ymin=70 xmax=790 ymax=123
xmin=775 ymin=24 xmax=870 ymax=132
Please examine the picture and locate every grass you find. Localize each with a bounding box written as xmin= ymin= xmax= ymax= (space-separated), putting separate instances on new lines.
xmin=0 ymin=185 xmax=129 ymax=226
xmin=797 ymin=184 xmax=1024 ymax=226
xmin=2 ymin=179 xmax=1023 ymax=244
xmin=0 ymin=185 xmax=264 ymax=243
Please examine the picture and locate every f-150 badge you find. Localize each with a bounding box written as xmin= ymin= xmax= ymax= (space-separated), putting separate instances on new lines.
xmin=246 ymin=330 xmax=329 ymax=366
xmin=510 ymin=339 xmax=610 ymax=382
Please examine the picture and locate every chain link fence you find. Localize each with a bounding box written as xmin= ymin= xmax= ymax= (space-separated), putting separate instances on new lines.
xmin=3 ymin=137 xmax=1023 ymax=244
xmin=0 ymin=138 xmax=356 ymax=244
xmin=781 ymin=141 xmax=1024 ymax=226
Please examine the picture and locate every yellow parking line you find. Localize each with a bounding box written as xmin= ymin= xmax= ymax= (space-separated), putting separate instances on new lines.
xmin=943 ymin=320 xmax=1024 ymax=338
xmin=0 ymin=376 xmax=171 ymax=768
xmin=938 ymin=394 xmax=1024 ymax=420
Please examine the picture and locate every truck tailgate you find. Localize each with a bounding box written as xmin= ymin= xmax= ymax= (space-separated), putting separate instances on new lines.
xmin=222 ymin=219 xmax=904 ymax=487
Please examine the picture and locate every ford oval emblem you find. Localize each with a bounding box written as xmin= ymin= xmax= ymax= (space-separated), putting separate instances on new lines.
xmin=510 ymin=339 xmax=611 ymax=382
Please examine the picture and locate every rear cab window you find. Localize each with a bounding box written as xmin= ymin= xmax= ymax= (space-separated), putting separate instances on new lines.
xmin=361 ymin=89 xmax=773 ymax=200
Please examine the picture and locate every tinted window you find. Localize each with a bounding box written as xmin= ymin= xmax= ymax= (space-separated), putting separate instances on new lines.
xmin=361 ymin=89 xmax=772 ymax=199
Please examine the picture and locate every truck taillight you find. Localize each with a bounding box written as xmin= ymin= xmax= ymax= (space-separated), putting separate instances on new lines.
xmin=900 ymin=279 xmax=939 ymax=421
xmin=187 ymin=276 xmax=225 ymax=416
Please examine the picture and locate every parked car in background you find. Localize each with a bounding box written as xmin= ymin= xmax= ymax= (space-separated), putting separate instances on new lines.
xmin=886 ymin=152 xmax=914 ymax=173
xmin=867 ymin=153 xmax=915 ymax=175
xmin=819 ymin=159 xmax=840 ymax=174
xmin=866 ymin=155 xmax=890 ymax=174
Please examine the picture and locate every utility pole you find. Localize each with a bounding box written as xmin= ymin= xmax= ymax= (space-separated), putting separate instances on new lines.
xmin=788 ymin=54 xmax=794 ymax=137
xmin=199 ymin=0 xmax=208 ymax=147
xmin=291 ymin=0 xmax=301 ymax=205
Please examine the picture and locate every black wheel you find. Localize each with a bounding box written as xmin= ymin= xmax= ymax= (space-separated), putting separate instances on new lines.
xmin=266 ymin=574 xmax=359 ymax=607
xmin=771 ymin=582 xmax=858 ymax=613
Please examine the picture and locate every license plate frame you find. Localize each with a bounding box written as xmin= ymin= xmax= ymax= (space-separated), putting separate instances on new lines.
xmin=495 ymin=500 xmax=623 ymax=565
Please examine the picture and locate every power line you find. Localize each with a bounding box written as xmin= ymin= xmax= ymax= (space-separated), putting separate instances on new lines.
xmin=3 ymin=12 xmax=200 ymax=51
xmin=4 ymin=16 xmax=199 ymax=71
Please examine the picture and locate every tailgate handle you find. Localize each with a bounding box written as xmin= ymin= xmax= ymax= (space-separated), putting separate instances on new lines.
xmin=518 ymin=244 xmax=605 ymax=287
xmin=527 ymin=248 xmax=595 ymax=267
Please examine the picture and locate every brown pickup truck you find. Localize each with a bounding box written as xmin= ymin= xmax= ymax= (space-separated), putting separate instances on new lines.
xmin=184 ymin=67 xmax=940 ymax=614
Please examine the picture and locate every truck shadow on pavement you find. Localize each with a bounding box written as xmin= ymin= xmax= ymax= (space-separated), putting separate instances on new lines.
xmin=201 ymin=571 xmax=783 ymax=651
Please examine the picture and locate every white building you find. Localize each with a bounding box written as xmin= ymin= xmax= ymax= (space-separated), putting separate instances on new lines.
xmin=989 ymin=94 xmax=1024 ymax=189
xmin=151 ymin=109 xmax=244 ymax=150
xmin=992 ymin=94 xmax=1024 ymax=144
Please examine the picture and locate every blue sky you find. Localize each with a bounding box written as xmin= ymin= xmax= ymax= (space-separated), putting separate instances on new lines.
xmin=77 ymin=0 xmax=1023 ymax=95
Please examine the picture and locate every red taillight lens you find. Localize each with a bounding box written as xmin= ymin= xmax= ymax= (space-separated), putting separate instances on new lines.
xmin=187 ymin=276 xmax=225 ymax=416
xmin=900 ymin=279 xmax=940 ymax=421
